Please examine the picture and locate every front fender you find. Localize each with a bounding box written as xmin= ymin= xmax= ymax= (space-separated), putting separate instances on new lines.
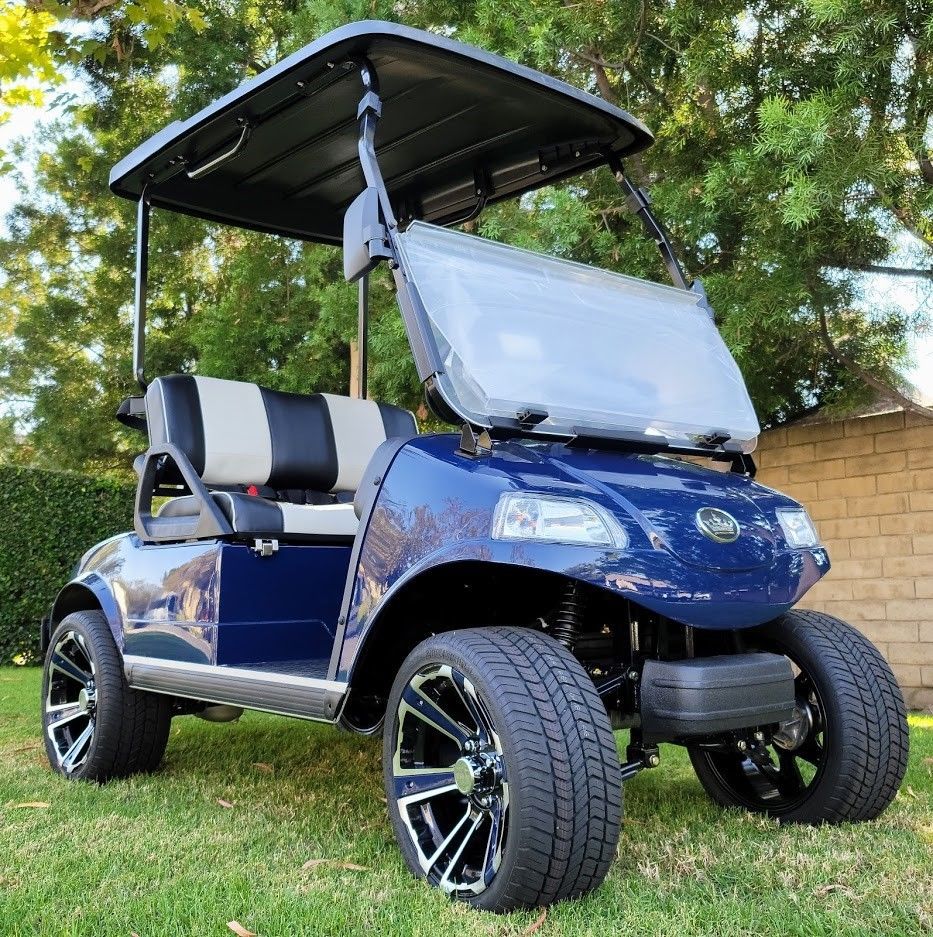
xmin=51 ymin=572 xmax=125 ymax=650
xmin=334 ymin=434 xmax=828 ymax=682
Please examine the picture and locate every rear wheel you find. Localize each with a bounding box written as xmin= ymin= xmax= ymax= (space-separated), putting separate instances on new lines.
xmin=384 ymin=627 xmax=622 ymax=911
xmin=689 ymin=610 xmax=908 ymax=823
xmin=42 ymin=610 xmax=172 ymax=782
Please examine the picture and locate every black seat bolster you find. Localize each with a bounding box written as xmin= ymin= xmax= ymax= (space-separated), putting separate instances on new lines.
xmin=354 ymin=436 xmax=415 ymax=519
xmin=157 ymin=495 xmax=200 ymax=518
xmin=211 ymin=492 xmax=285 ymax=533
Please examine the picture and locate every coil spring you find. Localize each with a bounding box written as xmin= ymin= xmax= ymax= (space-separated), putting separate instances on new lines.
xmin=550 ymin=582 xmax=585 ymax=649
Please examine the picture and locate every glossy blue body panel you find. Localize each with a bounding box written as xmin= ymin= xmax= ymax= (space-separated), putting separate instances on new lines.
xmin=53 ymin=433 xmax=827 ymax=695
xmin=58 ymin=533 xmax=349 ymax=668
xmin=334 ymin=435 xmax=828 ymax=681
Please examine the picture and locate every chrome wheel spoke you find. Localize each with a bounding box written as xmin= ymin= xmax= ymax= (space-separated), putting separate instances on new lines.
xmin=50 ymin=649 xmax=91 ymax=686
xmin=775 ymin=749 xmax=806 ymax=798
xmin=448 ymin=669 xmax=494 ymax=742
xmin=741 ymin=755 xmax=781 ymax=802
xmin=481 ymin=795 xmax=507 ymax=886
xmin=394 ymin=768 xmax=459 ymax=806
xmin=437 ymin=813 xmax=484 ymax=894
xmin=45 ymin=703 xmax=85 ymax=732
xmin=400 ymin=684 xmax=469 ymax=747
xmin=423 ymin=806 xmax=473 ymax=873
xmin=796 ymin=735 xmax=823 ymax=766
xmin=60 ymin=722 xmax=94 ymax=773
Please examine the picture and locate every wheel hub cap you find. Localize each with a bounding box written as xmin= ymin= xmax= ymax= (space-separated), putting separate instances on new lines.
xmin=77 ymin=685 xmax=96 ymax=713
xmin=453 ymin=756 xmax=479 ymax=794
xmin=392 ymin=664 xmax=509 ymax=897
xmin=453 ymin=751 xmax=501 ymax=796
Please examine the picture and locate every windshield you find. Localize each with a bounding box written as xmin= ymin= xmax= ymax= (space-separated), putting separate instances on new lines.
xmin=396 ymin=221 xmax=760 ymax=452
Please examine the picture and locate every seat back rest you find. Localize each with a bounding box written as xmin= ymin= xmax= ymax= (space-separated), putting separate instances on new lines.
xmin=146 ymin=375 xmax=416 ymax=492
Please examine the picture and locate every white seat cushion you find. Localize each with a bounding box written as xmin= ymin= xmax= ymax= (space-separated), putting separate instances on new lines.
xmin=277 ymin=502 xmax=358 ymax=537
xmin=158 ymin=493 xmax=358 ymax=539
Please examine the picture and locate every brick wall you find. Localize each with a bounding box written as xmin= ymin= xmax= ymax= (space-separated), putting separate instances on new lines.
xmin=755 ymin=409 xmax=933 ymax=711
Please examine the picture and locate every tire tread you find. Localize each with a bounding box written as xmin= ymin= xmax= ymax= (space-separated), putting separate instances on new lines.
xmin=385 ymin=627 xmax=622 ymax=911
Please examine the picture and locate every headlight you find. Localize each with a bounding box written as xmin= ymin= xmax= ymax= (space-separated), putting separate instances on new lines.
xmin=492 ymin=493 xmax=628 ymax=548
xmin=776 ymin=508 xmax=820 ymax=548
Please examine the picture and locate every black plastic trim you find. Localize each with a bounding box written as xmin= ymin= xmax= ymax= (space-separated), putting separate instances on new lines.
xmin=639 ymin=653 xmax=795 ymax=743
xmin=135 ymin=443 xmax=233 ymax=543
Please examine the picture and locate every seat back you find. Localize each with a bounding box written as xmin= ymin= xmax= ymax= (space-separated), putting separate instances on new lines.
xmin=145 ymin=375 xmax=417 ymax=492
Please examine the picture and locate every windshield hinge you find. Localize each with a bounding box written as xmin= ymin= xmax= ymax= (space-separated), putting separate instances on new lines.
xmin=458 ymin=424 xmax=492 ymax=458
xmin=516 ymin=407 xmax=548 ymax=428
xmin=698 ymin=429 xmax=732 ymax=448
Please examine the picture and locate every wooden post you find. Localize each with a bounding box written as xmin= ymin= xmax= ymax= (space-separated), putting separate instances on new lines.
xmin=349 ymin=340 xmax=360 ymax=398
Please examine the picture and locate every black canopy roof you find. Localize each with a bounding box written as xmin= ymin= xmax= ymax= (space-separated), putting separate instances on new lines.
xmin=110 ymin=21 xmax=653 ymax=243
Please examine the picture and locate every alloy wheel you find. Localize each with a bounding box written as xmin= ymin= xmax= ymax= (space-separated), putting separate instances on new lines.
xmin=390 ymin=664 xmax=509 ymax=896
xmin=44 ymin=630 xmax=97 ymax=774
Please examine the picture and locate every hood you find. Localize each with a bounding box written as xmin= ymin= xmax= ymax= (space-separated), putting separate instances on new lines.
xmin=531 ymin=448 xmax=780 ymax=573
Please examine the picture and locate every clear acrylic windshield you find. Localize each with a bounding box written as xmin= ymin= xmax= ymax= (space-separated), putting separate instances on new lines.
xmin=396 ymin=221 xmax=760 ymax=451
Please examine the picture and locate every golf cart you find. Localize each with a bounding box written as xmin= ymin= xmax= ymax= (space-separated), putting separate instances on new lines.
xmin=40 ymin=21 xmax=908 ymax=912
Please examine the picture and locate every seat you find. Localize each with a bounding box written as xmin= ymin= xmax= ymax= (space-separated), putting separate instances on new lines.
xmin=145 ymin=375 xmax=416 ymax=540
xmin=156 ymin=492 xmax=360 ymax=538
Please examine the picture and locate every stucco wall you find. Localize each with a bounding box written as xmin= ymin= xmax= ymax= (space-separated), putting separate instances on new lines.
xmin=755 ymin=409 xmax=933 ymax=711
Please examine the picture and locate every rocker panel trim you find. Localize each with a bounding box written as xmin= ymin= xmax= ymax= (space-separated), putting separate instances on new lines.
xmin=124 ymin=654 xmax=347 ymax=721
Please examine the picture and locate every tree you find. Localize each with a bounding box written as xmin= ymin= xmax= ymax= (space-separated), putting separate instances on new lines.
xmin=0 ymin=0 xmax=204 ymax=133
xmin=400 ymin=0 xmax=931 ymax=419
xmin=1 ymin=0 xmax=930 ymax=477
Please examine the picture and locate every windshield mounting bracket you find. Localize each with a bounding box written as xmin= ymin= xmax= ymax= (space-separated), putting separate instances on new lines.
xmin=608 ymin=157 xmax=690 ymax=292
xmin=516 ymin=407 xmax=549 ymax=428
xmin=457 ymin=423 xmax=493 ymax=458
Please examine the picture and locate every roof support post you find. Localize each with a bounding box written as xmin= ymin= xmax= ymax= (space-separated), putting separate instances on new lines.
xmin=353 ymin=58 xmax=396 ymax=230
xmin=356 ymin=273 xmax=369 ymax=399
xmin=133 ymin=188 xmax=151 ymax=390
xmin=350 ymin=56 xmax=395 ymax=400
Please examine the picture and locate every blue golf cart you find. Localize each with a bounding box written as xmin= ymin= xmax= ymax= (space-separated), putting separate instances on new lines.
xmin=40 ymin=21 xmax=908 ymax=912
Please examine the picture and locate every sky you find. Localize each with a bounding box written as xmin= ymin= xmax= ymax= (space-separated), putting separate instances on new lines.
xmin=1 ymin=99 xmax=932 ymax=405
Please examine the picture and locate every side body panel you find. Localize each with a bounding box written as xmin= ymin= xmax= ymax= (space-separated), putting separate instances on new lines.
xmin=53 ymin=534 xmax=349 ymax=668
xmin=336 ymin=434 xmax=829 ymax=682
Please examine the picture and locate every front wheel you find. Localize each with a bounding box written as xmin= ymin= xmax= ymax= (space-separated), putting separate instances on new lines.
xmin=42 ymin=610 xmax=173 ymax=782
xmin=384 ymin=627 xmax=622 ymax=912
xmin=689 ymin=610 xmax=908 ymax=823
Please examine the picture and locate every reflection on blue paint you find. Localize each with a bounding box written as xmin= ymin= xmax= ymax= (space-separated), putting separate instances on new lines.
xmin=337 ymin=435 xmax=828 ymax=679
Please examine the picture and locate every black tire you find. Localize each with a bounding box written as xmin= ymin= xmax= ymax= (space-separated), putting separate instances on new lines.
xmin=689 ymin=610 xmax=908 ymax=823
xmin=384 ymin=627 xmax=622 ymax=912
xmin=41 ymin=610 xmax=173 ymax=782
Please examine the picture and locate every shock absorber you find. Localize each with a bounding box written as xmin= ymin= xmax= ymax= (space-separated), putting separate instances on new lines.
xmin=549 ymin=582 xmax=585 ymax=650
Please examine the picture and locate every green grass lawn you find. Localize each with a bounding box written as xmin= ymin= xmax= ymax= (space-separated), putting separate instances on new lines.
xmin=1 ymin=667 xmax=931 ymax=937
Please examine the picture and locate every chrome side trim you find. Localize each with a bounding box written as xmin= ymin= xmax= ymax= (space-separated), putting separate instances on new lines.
xmin=124 ymin=655 xmax=347 ymax=722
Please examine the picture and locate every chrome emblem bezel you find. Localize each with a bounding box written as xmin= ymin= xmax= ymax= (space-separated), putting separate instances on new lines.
xmin=695 ymin=507 xmax=741 ymax=543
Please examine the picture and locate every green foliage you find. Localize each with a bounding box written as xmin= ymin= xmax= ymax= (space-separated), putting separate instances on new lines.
xmin=0 ymin=0 xmax=204 ymax=128
xmin=0 ymin=464 xmax=134 ymax=664
xmin=0 ymin=0 xmax=930 ymax=475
